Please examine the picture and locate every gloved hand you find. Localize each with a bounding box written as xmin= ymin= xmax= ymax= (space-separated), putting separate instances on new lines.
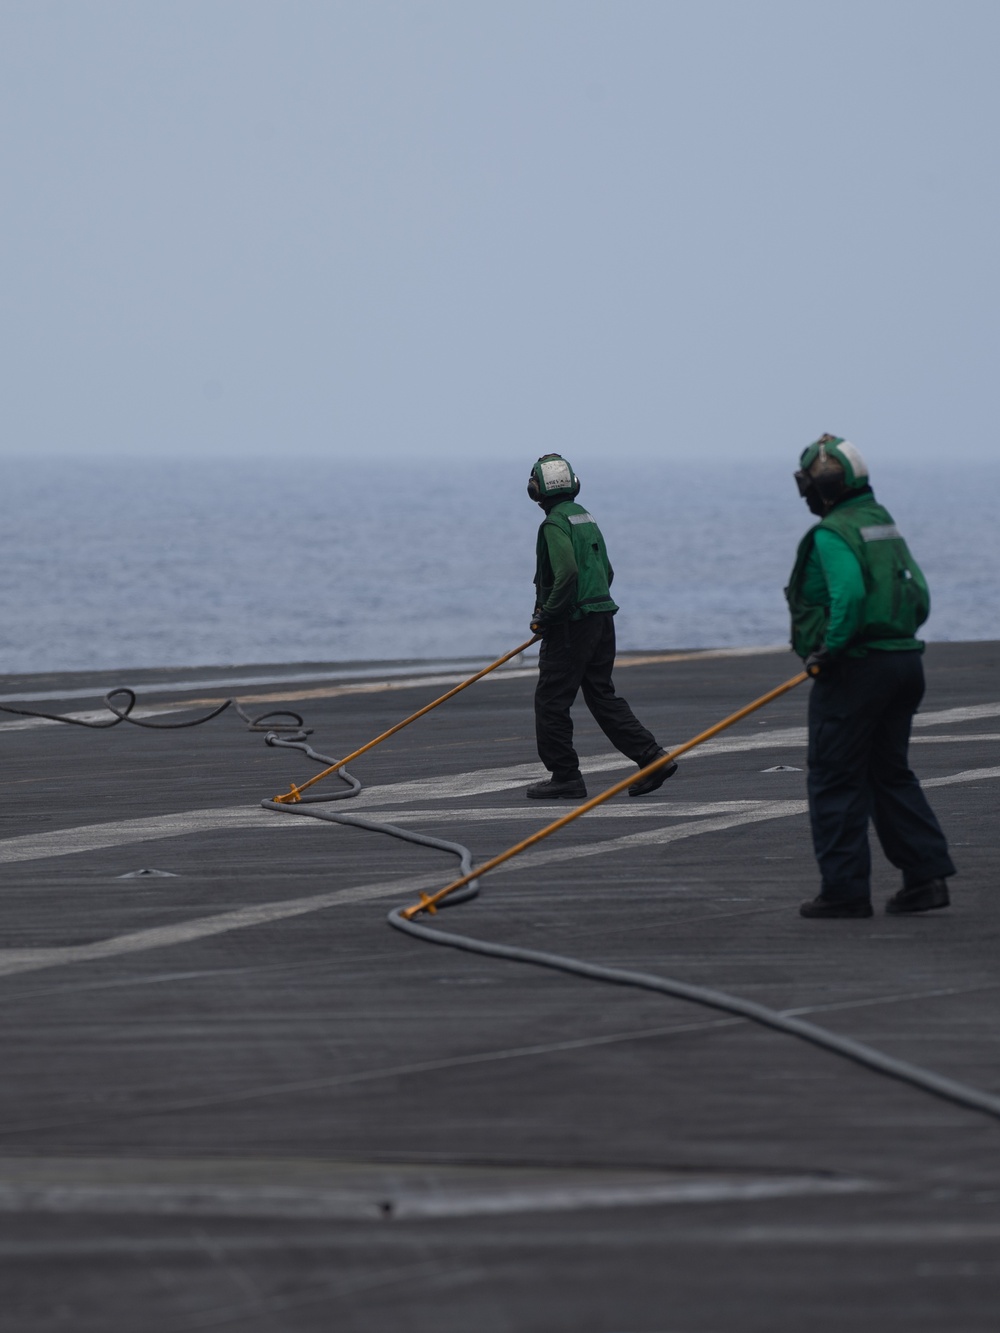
xmin=804 ymin=647 xmax=833 ymax=677
xmin=529 ymin=617 xmax=551 ymax=637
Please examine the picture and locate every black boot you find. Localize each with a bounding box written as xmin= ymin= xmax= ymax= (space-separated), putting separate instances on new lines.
xmin=628 ymin=748 xmax=678 ymax=797
xmin=526 ymin=774 xmax=587 ymax=800
xmin=885 ymin=879 xmax=950 ymax=914
xmin=799 ymin=896 xmax=873 ymax=919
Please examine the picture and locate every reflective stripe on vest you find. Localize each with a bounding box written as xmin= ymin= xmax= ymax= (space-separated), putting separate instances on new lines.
xmin=860 ymin=524 xmax=901 ymax=542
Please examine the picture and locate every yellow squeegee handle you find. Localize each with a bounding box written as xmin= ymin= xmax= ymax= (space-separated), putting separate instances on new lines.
xmin=401 ymin=669 xmax=810 ymax=918
xmin=273 ymin=636 xmax=541 ymax=803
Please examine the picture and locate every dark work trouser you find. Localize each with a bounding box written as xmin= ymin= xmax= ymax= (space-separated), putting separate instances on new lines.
xmin=807 ymin=650 xmax=955 ymax=903
xmin=534 ymin=612 xmax=657 ymax=780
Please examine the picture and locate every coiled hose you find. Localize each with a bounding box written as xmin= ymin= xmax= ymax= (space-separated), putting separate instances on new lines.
xmin=0 ymin=688 xmax=308 ymax=733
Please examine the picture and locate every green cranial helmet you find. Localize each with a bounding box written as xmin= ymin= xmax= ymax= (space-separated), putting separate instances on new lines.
xmin=527 ymin=453 xmax=581 ymax=503
xmin=795 ymin=434 xmax=869 ymax=515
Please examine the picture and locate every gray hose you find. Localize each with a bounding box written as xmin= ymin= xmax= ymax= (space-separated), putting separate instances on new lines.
xmin=261 ymin=733 xmax=480 ymax=904
xmin=0 ymin=688 xmax=308 ymax=732
xmin=24 ymin=687 xmax=993 ymax=1124
xmin=9 ymin=671 xmax=996 ymax=1126
xmin=388 ymin=907 xmax=1000 ymax=1122
xmin=264 ymin=725 xmax=1000 ymax=1126
xmin=26 ymin=683 xmax=991 ymax=1123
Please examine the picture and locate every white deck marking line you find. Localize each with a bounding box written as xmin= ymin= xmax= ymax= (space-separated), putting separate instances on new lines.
xmin=663 ymin=1222 xmax=1000 ymax=1245
xmin=0 ymin=798 xmax=753 ymax=865
xmin=0 ymin=807 xmax=318 ymax=866
xmin=0 ymin=1173 xmax=872 ymax=1223
xmin=346 ymin=801 xmax=785 ymax=824
xmin=912 ymin=733 xmax=1000 ymax=743
xmin=2 ymin=734 xmax=998 ymax=869
xmin=504 ymin=804 xmax=808 ymax=874
xmin=0 ymin=809 xmax=809 ymax=979
xmin=348 ymin=744 xmax=809 ymax=808
xmin=0 ymin=872 xmax=444 ymax=979
xmin=2 ymin=769 xmax=998 ymax=979
xmin=923 ymin=766 xmax=1000 ymax=787
xmin=2 ymin=1220 xmax=999 ymax=1256
xmin=349 ymin=724 xmax=998 ymax=807
xmin=2 ymin=793 xmax=754 ymax=865
xmin=912 ymin=702 xmax=1000 ymax=727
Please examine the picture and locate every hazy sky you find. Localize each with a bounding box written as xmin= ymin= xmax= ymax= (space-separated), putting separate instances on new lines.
xmin=2 ymin=0 xmax=997 ymax=462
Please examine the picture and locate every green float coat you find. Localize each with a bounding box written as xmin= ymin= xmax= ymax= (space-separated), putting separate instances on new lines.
xmin=534 ymin=501 xmax=619 ymax=623
xmin=785 ymin=490 xmax=930 ymax=658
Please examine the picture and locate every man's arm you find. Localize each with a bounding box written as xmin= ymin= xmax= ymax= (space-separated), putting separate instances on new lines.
xmin=538 ymin=523 xmax=578 ymax=622
xmin=813 ymin=527 xmax=866 ymax=654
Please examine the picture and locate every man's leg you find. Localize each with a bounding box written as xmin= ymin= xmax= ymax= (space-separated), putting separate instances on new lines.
xmin=579 ymin=614 xmax=658 ymax=762
xmin=534 ymin=622 xmax=588 ymax=782
xmin=869 ymin=653 xmax=956 ymax=897
xmin=805 ymin=658 xmax=879 ymax=907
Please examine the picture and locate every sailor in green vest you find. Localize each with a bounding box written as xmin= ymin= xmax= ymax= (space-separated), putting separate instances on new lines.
xmin=524 ymin=453 xmax=677 ymax=799
xmin=786 ymin=434 xmax=955 ymax=918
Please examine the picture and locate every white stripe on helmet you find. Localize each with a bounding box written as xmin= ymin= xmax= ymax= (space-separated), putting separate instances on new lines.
xmin=837 ymin=440 xmax=868 ymax=481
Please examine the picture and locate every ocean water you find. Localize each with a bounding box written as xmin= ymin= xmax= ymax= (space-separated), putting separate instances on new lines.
xmin=0 ymin=456 xmax=995 ymax=675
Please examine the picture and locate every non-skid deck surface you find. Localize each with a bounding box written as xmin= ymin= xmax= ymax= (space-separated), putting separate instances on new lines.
xmin=1 ymin=641 xmax=998 ymax=1332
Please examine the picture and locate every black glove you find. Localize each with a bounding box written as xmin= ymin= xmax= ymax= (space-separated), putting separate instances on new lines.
xmin=529 ymin=617 xmax=551 ymax=637
xmin=804 ymin=647 xmax=833 ymax=678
